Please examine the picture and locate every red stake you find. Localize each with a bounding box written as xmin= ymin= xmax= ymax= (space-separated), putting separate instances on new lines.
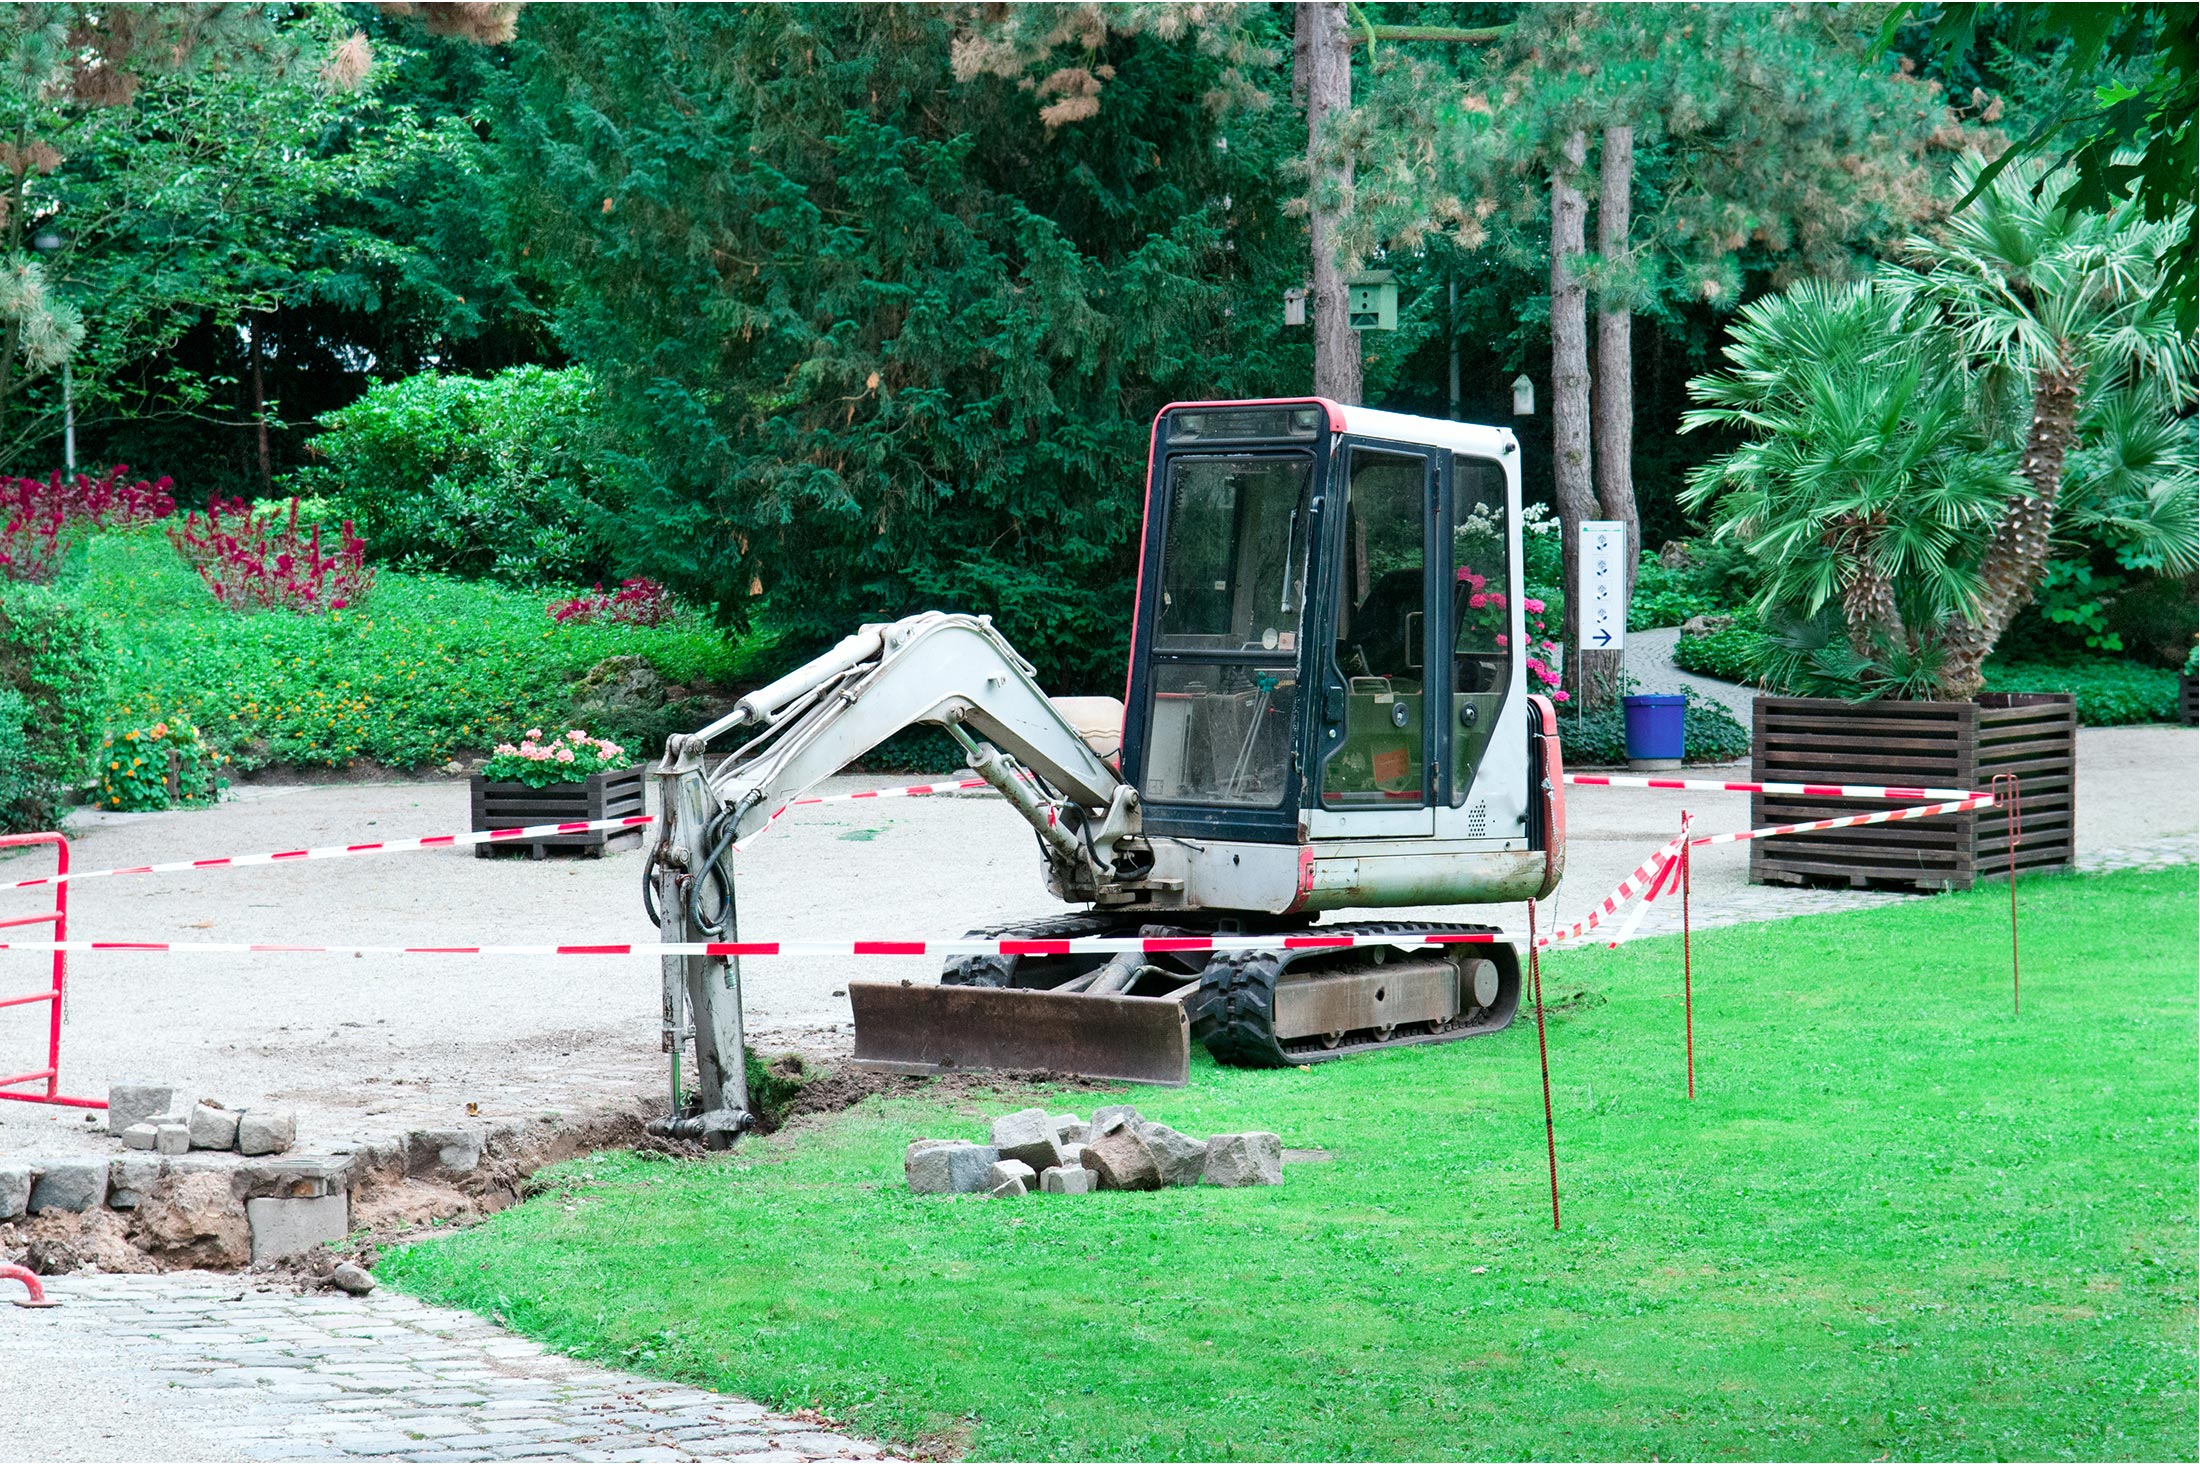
xmin=1682 ymin=810 xmax=1695 ymax=1101
xmin=1528 ymin=900 xmax=1559 ymax=1231
xmin=1993 ymin=773 xmax=2023 ymax=1014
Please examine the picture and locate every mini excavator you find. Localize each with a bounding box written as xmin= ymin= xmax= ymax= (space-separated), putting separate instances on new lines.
xmin=644 ymin=398 xmax=1565 ymax=1141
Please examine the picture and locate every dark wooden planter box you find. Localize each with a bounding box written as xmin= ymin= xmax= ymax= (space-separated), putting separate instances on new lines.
xmin=2180 ymin=671 xmax=2197 ymax=726
xmin=470 ymin=766 xmax=647 ymax=859
xmin=1749 ymin=693 xmax=2075 ymax=893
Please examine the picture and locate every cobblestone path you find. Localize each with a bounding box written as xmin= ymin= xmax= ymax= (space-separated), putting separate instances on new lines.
xmin=0 ymin=1273 xmax=887 ymax=1462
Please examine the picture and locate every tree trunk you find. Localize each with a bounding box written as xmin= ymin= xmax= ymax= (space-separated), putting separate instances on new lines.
xmin=1593 ymin=125 xmax=1638 ymax=611
xmin=1938 ymin=351 xmax=2083 ymax=696
xmin=1300 ymin=1 xmax=1361 ymax=405
xmin=250 ymin=313 xmax=272 ymax=494
xmin=1550 ymin=130 xmax=1602 ymax=707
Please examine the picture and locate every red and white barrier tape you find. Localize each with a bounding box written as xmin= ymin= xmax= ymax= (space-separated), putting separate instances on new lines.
xmin=1687 ymin=795 xmax=1993 ymax=847
xmin=0 ymin=931 xmax=1501 ymax=959
xmin=731 ymin=775 xmax=995 ymax=851
xmin=0 ymin=814 xmax=661 ymax=893
xmin=0 ymin=774 xmax=1006 ymax=893
xmin=1538 ymin=830 xmax=1688 ymax=949
xmin=1564 ymin=773 xmax=1993 ymax=801
xmin=0 ymin=796 xmax=1992 ymax=963
xmin=1606 ymin=815 xmax=1690 ymax=948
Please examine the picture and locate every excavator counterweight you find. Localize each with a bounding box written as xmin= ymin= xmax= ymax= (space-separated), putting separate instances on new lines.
xmin=646 ymin=398 xmax=1566 ymax=1112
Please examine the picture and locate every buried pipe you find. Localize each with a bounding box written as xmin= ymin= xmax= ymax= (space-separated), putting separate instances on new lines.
xmin=1 ymin=1262 xmax=56 ymax=1308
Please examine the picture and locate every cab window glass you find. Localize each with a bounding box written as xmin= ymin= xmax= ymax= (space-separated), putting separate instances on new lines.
xmin=1322 ymin=448 xmax=1430 ymax=807
xmin=1449 ymin=455 xmax=1512 ymax=805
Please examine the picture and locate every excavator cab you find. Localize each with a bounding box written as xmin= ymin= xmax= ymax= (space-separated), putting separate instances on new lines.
xmin=1117 ymin=399 xmax=1559 ymax=916
xmin=649 ymin=400 xmax=1565 ymax=1125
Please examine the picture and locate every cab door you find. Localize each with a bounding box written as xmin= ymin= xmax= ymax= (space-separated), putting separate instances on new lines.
xmin=1308 ymin=440 xmax=1444 ymax=838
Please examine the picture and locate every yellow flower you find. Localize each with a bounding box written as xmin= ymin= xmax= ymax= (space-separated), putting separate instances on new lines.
xmin=109 ymin=761 xmax=118 ymax=770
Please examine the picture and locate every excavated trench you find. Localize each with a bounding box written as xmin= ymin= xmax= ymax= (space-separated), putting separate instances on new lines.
xmin=1 ymin=1054 xmax=1111 ymax=1280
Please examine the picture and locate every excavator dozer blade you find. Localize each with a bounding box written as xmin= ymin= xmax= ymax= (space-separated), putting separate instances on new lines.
xmin=848 ymin=982 xmax=1190 ymax=1087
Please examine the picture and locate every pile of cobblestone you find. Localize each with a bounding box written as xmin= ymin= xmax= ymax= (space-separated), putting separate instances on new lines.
xmin=1 ymin=1082 xmax=649 ymax=1275
xmin=905 ymin=1104 xmax=1281 ymax=1197
xmin=107 ymin=1081 xmax=297 ymax=1157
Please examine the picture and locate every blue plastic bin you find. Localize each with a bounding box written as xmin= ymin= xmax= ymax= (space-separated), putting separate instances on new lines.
xmin=1621 ymin=694 xmax=1687 ymax=766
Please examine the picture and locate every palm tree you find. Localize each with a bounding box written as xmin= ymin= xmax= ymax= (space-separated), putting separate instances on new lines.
xmin=1888 ymin=155 xmax=2193 ymax=695
xmin=1681 ymin=279 xmax=2019 ymax=698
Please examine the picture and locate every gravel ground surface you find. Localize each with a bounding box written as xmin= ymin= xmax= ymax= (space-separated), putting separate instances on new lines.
xmin=0 ymin=1271 xmax=886 ymax=1462
xmin=0 ymin=725 xmax=2189 ymax=1160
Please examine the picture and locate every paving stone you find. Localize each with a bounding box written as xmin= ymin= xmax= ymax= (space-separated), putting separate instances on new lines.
xmin=903 ymin=1140 xmax=997 ymax=1194
xmin=988 ymin=1174 xmax=1028 ymax=1198
xmin=988 ymin=1106 xmax=1064 ymax=1172
xmin=27 ymin=1156 xmax=107 ymax=1212
xmin=1089 ymin=1102 xmax=1142 ymax=1137
xmin=0 ymin=1161 xmax=31 ymax=1220
xmin=986 ymin=1158 xmax=1035 ymax=1190
xmin=107 ymin=1082 xmax=182 ymax=1134
xmin=155 ymin=1122 xmax=193 ymax=1155
xmin=1202 ymin=1130 xmax=1284 ymax=1187
xmin=246 ymin=1193 xmax=350 ymax=1263
xmin=238 ymin=1109 xmax=299 ymax=1156
xmin=1080 ymin=1123 xmax=1161 ymax=1190
xmin=1050 ymin=1112 xmax=1089 ymax=1145
xmin=120 ymin=1122 xmax=161 ymax=1151
xmin=405 ymin=1126 xmax=488 ymax=1175
xmin=184 ymin=1100 xmax=242 ymax=1150
xmin=1040 ymin=1164 xmax=1095 ymax=1195
xmin=1136 ymin=1121 xmax=1207 ymax=1187
xmin=331 ymin=1261 xmax=377 ymax=1295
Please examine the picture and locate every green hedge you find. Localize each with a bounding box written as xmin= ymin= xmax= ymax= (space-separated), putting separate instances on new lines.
xmin=83 ymin=530 xmax=756 ymax=769
xmin=1671 ymin=626 xmax=2179 ymax=727
xmin=1983 ymin=660 xmax=2182 ymax=726
xmin=0 ymin=584 xmax=109 ymax=831
xmin=292 ymin=366 xmax=615 ymax=587
xmin=1671 ymin=625 xmax=1767 ymax=684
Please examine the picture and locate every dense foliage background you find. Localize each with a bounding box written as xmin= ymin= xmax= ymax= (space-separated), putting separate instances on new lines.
xmin=0 ymin=2 xmax=2185 ymax=821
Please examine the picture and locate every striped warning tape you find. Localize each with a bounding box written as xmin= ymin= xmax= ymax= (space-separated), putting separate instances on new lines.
xmin=1538 ymin=829 xmax=1687 ymax=949
xmin=0 ymin=931 xmax=1501 ymax=959
xmin=0 ymin=775 xmax=1004 ymax=893
xmin=1686 ymin=795 xmax=1994 ymax=847
xmin=0 ymin=796 xmax=1996 ymax=963
xmin=0 ymin=776 xmax=1998 ymax=901
xmin=1564 ymin=774 xmax=1993 ymax=801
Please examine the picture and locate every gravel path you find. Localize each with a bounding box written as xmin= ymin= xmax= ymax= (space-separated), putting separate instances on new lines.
xmin=1621 ymin=624 xmax=1757 ymax=719
xmin=0 ymin=1271 xmax=885 ymax=1462
xmin=0 ymin=730 xmax=2192 ymax=1160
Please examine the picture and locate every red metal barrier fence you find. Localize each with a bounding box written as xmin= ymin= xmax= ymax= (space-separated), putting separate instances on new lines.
xmin=0 ymin=831 xmax=99 ymax=1110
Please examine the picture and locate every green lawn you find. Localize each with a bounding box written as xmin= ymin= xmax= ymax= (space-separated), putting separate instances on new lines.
xmin=384 ymin=867 xmax=2199 ymax=1460
xmin=72 ymin=530 xmax=755 ymax=768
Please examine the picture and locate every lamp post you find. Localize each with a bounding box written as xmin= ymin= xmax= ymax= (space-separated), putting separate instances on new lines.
xmin=29 ymin=227 xmax=71 ymax=471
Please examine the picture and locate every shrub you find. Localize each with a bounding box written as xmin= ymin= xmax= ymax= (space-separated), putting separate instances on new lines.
xmin=0 ymin=582 xmax=109 ymax=830
xmin=1982 ymin=660 xmax=2181 ymax=726
xmin=1558 ymin=688 xmax=1752 ymax=767
xmin=1672 ymin=625 xmax=1770 ymax=685
xmin=87 ymin=531 xmax=753 ymax=770
xmin=550 ymin=577 xmax=675 ymax=628
xmin=294 ymin=365 xmax=613 ymax=586
xmin=168 ymin=497 xmax=375 ymax=614
xmin=1627 ymin=549 xmax=1737 ymax=630
xmin=96 ymin=718 xmax=227 ymax=812
xmin=0 ymin=466 xmax=177 ymax=583
xmin=481 ymin=728 xmax=633 ymax=787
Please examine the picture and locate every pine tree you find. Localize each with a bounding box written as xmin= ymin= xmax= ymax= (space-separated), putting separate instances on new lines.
xmin=495 ymin=5 xmax=1309 ymax=690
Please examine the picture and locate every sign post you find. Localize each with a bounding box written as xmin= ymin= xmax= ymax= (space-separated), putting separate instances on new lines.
xmin=1577 ymin=520 xmax=1627 ymax=655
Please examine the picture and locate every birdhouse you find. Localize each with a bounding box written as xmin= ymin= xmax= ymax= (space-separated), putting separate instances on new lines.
xmin=1346 ymin=271 xmax=1396 ymax=331
xmin=1511 ymin=374 xmax=1535 ymax=416
xmin=1283 ymin=286 xmax=1308 ymax=327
